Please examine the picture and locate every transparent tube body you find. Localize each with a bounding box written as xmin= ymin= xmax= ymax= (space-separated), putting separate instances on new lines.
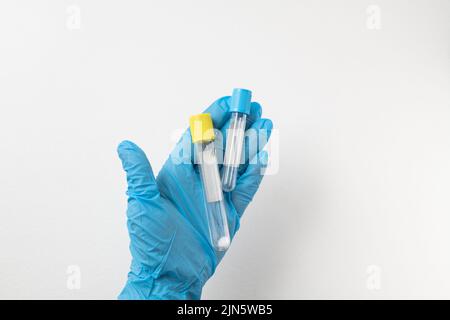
xmin=195 ymin=141 xmax=230 ymax=251
xmin=222 ymin=112 xmax=247 ymax=192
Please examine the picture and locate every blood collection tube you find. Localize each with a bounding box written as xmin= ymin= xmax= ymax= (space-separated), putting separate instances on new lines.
xmin=221 ymin=88 xmax=252 ymax=192
xmin=190 ymin=113 xmax=231 ymax=251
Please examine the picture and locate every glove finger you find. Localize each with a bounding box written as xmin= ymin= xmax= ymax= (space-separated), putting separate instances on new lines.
xmin=202 ymin=96 xmax=231 ymax=129
xmin=232 ymin=151 xmax=269 ymax=217
xmin=238 ymin=118 xmax=273 ymax=175
xmin=246 ymin=102 xmax=263 ymax=129
xmin=117 ymin=140 xmax=160 ymax=200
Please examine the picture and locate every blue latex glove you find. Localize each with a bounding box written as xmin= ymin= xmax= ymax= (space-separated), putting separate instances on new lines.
xmin=117 ymin=96 xmax=273 ymax=299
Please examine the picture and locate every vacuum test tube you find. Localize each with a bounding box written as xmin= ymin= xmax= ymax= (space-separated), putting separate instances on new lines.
xmin=190 ymin=113 xmax=231 ymax=251
xmin=221 ymin=88 xmax=252 ymax=192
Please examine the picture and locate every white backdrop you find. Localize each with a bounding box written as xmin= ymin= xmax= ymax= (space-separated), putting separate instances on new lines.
xmin=0 ymin=0 xmax=449 ymax=299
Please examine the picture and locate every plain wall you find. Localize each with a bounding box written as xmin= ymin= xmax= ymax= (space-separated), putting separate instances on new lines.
xmin=0 ymin=0 xmax=449 ymax=299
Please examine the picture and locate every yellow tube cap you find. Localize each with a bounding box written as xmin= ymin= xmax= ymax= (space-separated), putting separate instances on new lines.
xmin=189 ymin=113 xmax=215 ymax=143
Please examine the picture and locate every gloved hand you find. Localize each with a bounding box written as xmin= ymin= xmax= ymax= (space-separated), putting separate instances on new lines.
xmin=117 ymin=96 xmax=273 ymax=299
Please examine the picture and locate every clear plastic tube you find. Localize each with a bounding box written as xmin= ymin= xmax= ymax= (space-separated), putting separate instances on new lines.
xmin=222 ymin=112 xmax=247 ymax=192
xmin=195 ymin=141 xmax=231 ymax=251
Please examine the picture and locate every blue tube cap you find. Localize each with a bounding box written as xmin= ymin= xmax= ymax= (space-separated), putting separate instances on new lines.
xmin=230 ymin=88 xmax=252 ymax=115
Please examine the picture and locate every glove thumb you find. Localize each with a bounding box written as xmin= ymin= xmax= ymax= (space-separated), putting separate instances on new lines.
xmin=117 ymin=140 xmax=160 ymax=200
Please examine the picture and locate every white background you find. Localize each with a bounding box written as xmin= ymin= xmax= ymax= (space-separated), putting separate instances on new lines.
xmin=0 ymin=0 xmax=449 ymax=299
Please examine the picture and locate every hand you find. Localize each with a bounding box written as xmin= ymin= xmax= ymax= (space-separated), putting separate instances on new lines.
xmin=117 ymin=96 xmax=273 ymax=299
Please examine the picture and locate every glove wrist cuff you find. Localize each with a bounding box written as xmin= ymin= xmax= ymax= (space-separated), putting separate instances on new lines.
xmin=118 ymin=268 xmax=205 ymax=300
